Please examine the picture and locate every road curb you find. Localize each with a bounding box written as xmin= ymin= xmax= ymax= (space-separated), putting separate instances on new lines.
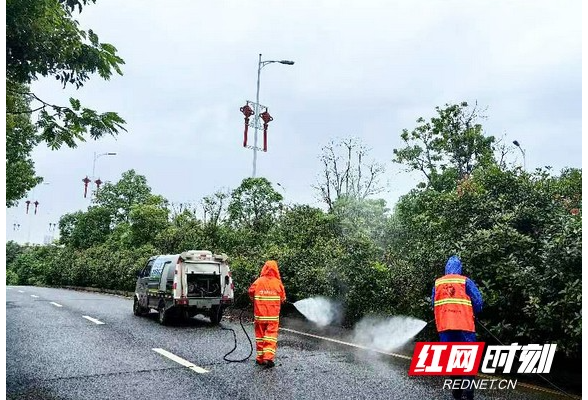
xmin=60 ymin=285 xmax=134 ymax=298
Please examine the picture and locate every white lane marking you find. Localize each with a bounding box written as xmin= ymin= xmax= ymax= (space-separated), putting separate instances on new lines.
xmin=30 ymin=295 xmax=39 ymax=298
xmin=152 ymin=348 xmax=209 ymax=373
xmin=279 ymin=327 xmax=412 ymax=361
xmin=82 ymin=316 xmax=105 ymax=325
xmin=7 ymin=287 xmax=13 ymax=290
xmin=50 ymin=302 xmax=63 ymax=307
xmin=18 ymin=290 xmax=25 ymax=293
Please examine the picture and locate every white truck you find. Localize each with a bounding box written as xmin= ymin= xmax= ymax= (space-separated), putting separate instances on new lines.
xmin=133 ymin=250 xmax=234 ymax=325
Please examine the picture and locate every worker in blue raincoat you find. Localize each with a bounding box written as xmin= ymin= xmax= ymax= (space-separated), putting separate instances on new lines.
xmin=432 ymin=255 xmax=483 ymax=400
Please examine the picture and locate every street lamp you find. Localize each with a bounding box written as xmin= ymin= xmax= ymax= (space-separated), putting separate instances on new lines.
xmin=251 ymin=54 xmax=295 ymax=177
xmin=27 ymin=182 xmax=50 ymax=244
xmin=91 ymin=152 xmax=116 ymax=197
xmin=512 ymin=140 xmax=526 ymax=171
xmin=93 ymin=152 xmax=117 ymax=180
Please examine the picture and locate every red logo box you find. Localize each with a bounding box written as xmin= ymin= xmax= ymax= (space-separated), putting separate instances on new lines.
xmin=409 ymin=342 xmax=485 ymax=376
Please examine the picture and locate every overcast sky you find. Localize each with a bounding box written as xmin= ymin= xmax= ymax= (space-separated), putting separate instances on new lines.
xmin=6 ymin=0 xmax=582 ymax=244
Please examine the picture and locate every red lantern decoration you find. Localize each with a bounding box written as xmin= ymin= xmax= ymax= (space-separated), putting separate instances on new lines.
xmin=95 ymin=178 xmax=103 ymax=191
xmin=34 ymin=200 xmax=39 ymax=215
xmin=82 ymin=176 xmax=91 ymax=198
xmin=25 ymin=200 xmax=31 ymax=214
xmin=240 ymin=103 xmax=255 ymax=147
xmin=259 ymin=109 xmax=273 ymax=152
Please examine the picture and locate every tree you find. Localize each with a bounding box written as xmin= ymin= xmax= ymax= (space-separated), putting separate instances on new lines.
xmin=129 ymin=200 xmax=170 ymax=246
xmin=227 ymin=178 xmax=283 ymax=233
xmin=6 ymin=0 xmax=126 ymax=204
xmin=331 ymin=196 xmax=390 ymax=247
xmin=93 ymin=170 xmax=155 ymax=223
xmin=6 ymin=240 xmax=24 ymax=266
xmin=6 ymin=84 xmax=42 ymax=206
xmin=58 ymin=207 xmax=112 ymax=249
xmin=201 ymin=190 xmax=230 ymax=227
xmin=393 ymin=102 xmax=496 ymax=191
xmin=315 ymin=138 xmax=385 ymax=211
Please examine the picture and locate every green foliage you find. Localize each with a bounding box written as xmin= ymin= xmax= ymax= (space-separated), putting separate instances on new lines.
xmin=393 ymin=102 xmax=496 ymax=191
xmin=7 ymin=0 xmax=124 ymax=87
xmin=228 ymin=177 xmax=283 ymax=233
xmin=389 ymin=166 xmax=582 ymax=356
xmin=129 ymin=201 xmax=170 ymax=246
xmin=6 ymin=82 xmax=43 ymax=206
xmin=6 ymin=241 xmax=24 ymax=266
xmin=5 ymin=0 xmax=126 ymax=205
xmin=6 ymin=270 xmax=19 ymax=285
xmin=93 ymin=170 xmax=154 ymax=223
xmin=58 ymin=207 xmax=112 ymax=249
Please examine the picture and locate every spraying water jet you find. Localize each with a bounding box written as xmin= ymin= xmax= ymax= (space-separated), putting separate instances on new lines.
xmin=352 ymin=315 xmax=427 ymax=352
xmin=292 ymin=296 xmax=342 ymax=327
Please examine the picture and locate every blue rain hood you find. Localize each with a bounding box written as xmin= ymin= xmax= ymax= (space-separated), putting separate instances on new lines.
xmin=445 ymin=256 xmax=463 ymax=275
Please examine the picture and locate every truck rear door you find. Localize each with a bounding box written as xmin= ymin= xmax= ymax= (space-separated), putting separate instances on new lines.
xmin=184 ymin=262 xmax=222 ymax=298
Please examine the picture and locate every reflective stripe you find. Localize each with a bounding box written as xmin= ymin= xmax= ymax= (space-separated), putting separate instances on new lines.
xmin=255 ymin=338 xmax=264 ymax=342
xmin=435 ymin=278 xmax=466 ymax=286
xmin=254 ymin=296 xmax=281 ymax=301
xmin=262 ymin=336 xmax=277 ymax=342
xmin=254 ymin=316 xmax=280 ymax=321
xmin=434 ymin=299 xmax=472 ymax=306
xmin=263 ymin=348 xmax=276 ymax=354
xmin=256 ymin=351 xmax=263 ymax=355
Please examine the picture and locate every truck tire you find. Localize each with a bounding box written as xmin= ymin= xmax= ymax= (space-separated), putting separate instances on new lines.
xmin=210 ymin=305 xmax=223 ymax=325
xmin=133 ymin=297 xmax=147 ymax=316
xmin=158 ymin=303 xmax=169 ymax=325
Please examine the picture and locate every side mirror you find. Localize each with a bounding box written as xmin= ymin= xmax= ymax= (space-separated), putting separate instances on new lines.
xmin=136 ymin=270 xmax=142 ymax=278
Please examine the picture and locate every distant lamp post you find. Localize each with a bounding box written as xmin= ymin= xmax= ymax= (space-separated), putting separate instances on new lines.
xmin=91 ymin=152 xmax=116 ymax=199
xmin=93 ymin=152 xmax=117 ymax=180
xmin=512 ymin=140 xmax=526 ymax=171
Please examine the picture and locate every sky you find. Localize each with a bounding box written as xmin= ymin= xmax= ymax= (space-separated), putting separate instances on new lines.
xmin=5 ymin=0 xmax=582 ymax=244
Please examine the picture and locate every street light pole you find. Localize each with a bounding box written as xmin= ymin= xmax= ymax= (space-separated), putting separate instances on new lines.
xmin=27 ymin=182 xmax=50 ymax=244
xmin=91 ymin=152 xmax=117 ymax=198
xmin=93 ymin=152 xmax=117 ymax=181
xmin=251 ymin=54 xmax=294 ymax=177
xmin=512 ymin=140 xmax=526 ymax=171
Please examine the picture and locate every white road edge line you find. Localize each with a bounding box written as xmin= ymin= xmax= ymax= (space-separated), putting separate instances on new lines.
xmin=279 ymin=327 xmax=412 ymax=361
xmin=7 ymin=287 xmax=13 ymax=290
xmin=50 ymin=302 xmax=63 ymax=307
xmin=82 ymin=316 xmax=105 ymax=325
xmin=18 ymin=290 xmax=25 ymax=293
xmin=30 ymin=295 xmax=39 ymax=298
xmin=152 ymin=348 xmax=209 ymax=374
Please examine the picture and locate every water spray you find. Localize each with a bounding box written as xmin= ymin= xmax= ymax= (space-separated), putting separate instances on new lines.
xmin=292 ymin=296 xmax=342 ymax=327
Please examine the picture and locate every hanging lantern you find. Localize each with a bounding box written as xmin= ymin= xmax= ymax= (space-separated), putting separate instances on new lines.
xmin=95 ymin=178 xmax=103 ymax=191
xmin=240 ymin=103 xmax=255 ymax=147
xmin=82 ymin=176 xmax=91 ymax=198
xmin=259 ymin=109 xmax=273 ymax=152
xmin=25 ymin=200 xmax=31 ymax=214
xmin=34 ymin=200 xmax=39 ymax=215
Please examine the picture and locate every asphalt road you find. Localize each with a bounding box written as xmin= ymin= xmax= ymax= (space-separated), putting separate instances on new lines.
xmin=6 ymin=286 xmax=575 ymax=400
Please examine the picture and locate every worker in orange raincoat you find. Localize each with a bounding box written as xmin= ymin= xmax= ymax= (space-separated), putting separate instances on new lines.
xmin=432 ymin=255 xmax=483 ymax=400
xmin=248 ymin=260 xmax=286 ymax=368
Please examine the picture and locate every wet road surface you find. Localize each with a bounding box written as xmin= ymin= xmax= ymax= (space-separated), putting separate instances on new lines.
xmin=6 ymin=286 xmax=577 ymax=400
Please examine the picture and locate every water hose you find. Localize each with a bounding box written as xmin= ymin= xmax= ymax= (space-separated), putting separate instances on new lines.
xmin=217 ymin=290 xmax=254 ymax=363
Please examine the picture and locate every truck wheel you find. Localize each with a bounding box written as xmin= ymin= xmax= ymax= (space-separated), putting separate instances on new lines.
xmin=133 ymin=297 xmax=146 ymax=316
xmin=158 ymin=303 xmax=169 ymax=325
xmin=210 ymin=305 xmax=223 ymax=325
